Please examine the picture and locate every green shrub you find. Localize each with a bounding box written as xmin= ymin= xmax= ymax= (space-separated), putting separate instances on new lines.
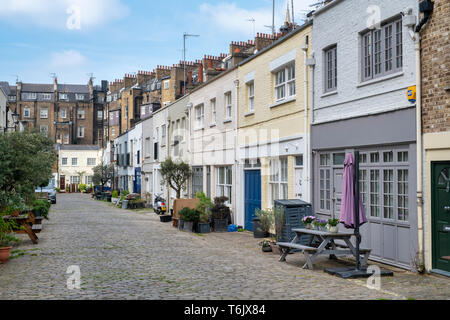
xmin=112 ymin=190 xmax=119 ymax=198
xmin=178 ymin=207 xmax=199 ymax=222
xmin=78 ymin=184 xmax=87 ymax=192
xmin=195 ymin=192 xmax=213 ymax=223
xmin=33 ymin=199 xmax=51 ymax=220
xmin=255 ymin=209 xmax=274 ymax=233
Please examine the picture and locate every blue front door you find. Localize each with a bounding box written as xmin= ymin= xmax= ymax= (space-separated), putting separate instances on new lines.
xmin=245 ymin=170 xmax=261 ymax=231
xmin=134 ymin=168 xmax=142 ymax=194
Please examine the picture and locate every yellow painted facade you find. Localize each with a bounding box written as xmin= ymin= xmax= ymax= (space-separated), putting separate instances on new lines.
xmin=237 ymin=25 xmax=312 ymax=210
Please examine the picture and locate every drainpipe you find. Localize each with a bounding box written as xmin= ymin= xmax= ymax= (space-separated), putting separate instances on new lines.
xmin=306 ymin=50 xmax=316 ymax=205
xmin=234 ymin=79 xmax=240 ymax=225
xmin=415 ymin=30 xmax=425 ymax=273
xmin=301 ymin=43 xmax=309 ymax=202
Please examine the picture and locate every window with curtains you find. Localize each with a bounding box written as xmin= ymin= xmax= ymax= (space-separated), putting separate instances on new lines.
xmin=217 ymin=166 xmax=232 ymax=204
xmin=361 ymin=18 xmax=403 ymax=82
xmin=269 ymin=158 xmax=289 ymax=207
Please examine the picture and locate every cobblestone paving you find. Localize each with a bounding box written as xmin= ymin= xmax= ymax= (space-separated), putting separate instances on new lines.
xmin=0 ymin=194 xmax=449 ymax=300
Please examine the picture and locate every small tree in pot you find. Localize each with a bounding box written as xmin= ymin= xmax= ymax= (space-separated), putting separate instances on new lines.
xmin=160 ymin=158 xmax=192 ymax=200
xmin=254 ymin=209 xmax=274 ymax=238
xmin=195 ymin=192 xmax=213 ymax=233
xmin=211 ymin=196 xmax=231 ymax=232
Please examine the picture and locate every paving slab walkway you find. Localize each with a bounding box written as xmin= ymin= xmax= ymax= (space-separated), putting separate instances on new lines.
xmin=0 ymin=193 xmax=448 ymax=300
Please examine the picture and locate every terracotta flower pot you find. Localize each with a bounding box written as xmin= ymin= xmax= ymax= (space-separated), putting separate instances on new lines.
xmin=0 ymin=247 xmax=12 ymax=263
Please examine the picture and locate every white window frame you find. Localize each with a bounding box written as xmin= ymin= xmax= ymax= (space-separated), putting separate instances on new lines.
xmin=42 ymin=93 xmax=51 ymax=101
xmin=269 ymin=157 xmax=289 ymax=208
xmin=163 ymin=81 xmax=170 ymax=90
xmin=77 ymin=109 xmax=85 ymax=120
xmin=210 ymin=99 xmax=216 ymax=125
xmin=76 ymin=94 xmax=84 ymax=101
xmin=225 ymin=92 xmax=232 ymax=120
xmin=247 ymin=82 xmax=255 ymax=112
xmin=61 ymin=157 xmax=68 ymax=166
xmin=87 ymin=158 xmax=96 ymax=166
xmin=40 ymin=108 xmax=48 ymax=119
xmin=60 ymin=109 xmax=67 ymax=119
xmin=274 ymin=63 xmax=296 ymax=102
xmin=72 ymin=158 xmax=78 ymax=166
xmin=24 ymin=107 xmax=30 ymax=118
xmin=59 ymin=93 xmax=68 ymax=101
xmin=195 ymin=104 xmax=204 ymax=129
xmin=217 ymin=166 xmax=232 ymax=205
xmin=77 ymin=126 xmax=84 ymax=138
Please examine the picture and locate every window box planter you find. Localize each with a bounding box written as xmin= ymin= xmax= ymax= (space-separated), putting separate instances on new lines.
xmin=183 ymin=221 xmax=194 ymax=232
xmin=197 ymin=222 xmax=211 ymax=234
xmin=213 ymin=219 xmax=228 ymax=232
xmin=252 ymin=218 xmax=269 ymax=238
xmin=160 ymin=215 xmax=172 ymax=223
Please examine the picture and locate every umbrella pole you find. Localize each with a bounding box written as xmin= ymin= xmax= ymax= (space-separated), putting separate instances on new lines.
xmin=354 ymin=151 xmax=361 ymax=271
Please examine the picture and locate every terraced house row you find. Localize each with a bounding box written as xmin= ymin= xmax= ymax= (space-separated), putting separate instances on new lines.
xmin=1 ymin=0 xmax=447 ymax=276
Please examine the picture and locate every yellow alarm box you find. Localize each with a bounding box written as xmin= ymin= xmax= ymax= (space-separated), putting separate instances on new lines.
xmin=407 ymin=86 xmax=416 ymax=103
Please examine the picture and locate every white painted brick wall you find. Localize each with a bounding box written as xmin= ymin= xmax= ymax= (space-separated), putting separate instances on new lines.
xmin=312 ymin=0 xmax=418 ymax=124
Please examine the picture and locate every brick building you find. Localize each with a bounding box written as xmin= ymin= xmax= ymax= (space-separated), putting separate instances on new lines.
xmin=419 ymin=0 xmax=450 ymax=276
xmin=0 ymin=77 xmax=108 ymax=146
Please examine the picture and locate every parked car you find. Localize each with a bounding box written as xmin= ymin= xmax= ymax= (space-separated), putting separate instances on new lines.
xmin=35 ymin=180 xmax=57 ymax=204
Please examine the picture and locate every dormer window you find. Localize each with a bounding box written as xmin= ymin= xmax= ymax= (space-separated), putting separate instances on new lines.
xmin=59 ymin=93 xmax=68 ymax=100
xmin=76 ymin=94 xmax=84 ymax=101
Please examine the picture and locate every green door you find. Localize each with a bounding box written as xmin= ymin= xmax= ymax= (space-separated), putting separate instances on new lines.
xmin=432 ymin=163 xmax=450 ymax=273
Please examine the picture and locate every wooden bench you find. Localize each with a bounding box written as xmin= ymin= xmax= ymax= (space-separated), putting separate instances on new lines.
xmin=277 ymin=242 xmax=319 ymax=269
xmin=32 ymin=224 xmax=42 ymax=234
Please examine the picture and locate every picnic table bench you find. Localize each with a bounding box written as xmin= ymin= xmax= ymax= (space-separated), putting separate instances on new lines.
xmin=277 ymin=228 xmax=371 ymax=270
xmin=2 ymin=214 xmax=41 ymax=244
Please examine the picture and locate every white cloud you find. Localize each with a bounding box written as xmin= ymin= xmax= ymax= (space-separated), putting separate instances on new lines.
xmin=0 ymin=0 xmax=129 ymax=30
xmin=50 ymin=50 xmax=87 ymax=68
xmin=196 ymin=1 xmax=317 ymax=38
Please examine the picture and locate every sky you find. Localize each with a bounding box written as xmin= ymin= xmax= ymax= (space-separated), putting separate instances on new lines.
xmin=0 ymin=0 xmax=319 ymax=86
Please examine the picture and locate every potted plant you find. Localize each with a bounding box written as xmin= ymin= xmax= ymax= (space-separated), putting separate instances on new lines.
xmin=259 ymin=240 xmax=272 ymax=253
xmin=302 ymin=216 xmax=316 ymax=229
xmin=111 ymin=190 xmax=119 ymax=203
xmin=0 ymin=215 xmax=20 ymax=263
xmin=270 ymin=206 xmax=285 ymax=254
xmin=211 ymin=196 xmax=231 ymax=232
xmin=32 ymin=199 xmax=51 ymax=220
xmin=195 ymin=192 xmax=213 ymax=234
xmin=318 ymin=219 xmax=328 ymax=232
xmin=178 ymin=207 xmax=198 ymax=232
xmin=327 ymin=218 xmax=340 ymax=233
xmin=254 ymin=209 xmax=273 ymax=239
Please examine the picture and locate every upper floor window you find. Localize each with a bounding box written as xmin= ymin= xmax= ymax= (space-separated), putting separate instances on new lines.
xmin=210 ymin=99 xmax=216 ymax=124
xmin=87 ymin=158 xmax=96 ymax=166
xmin=42 ymin=93 xmax=52 ymax=100
xmin=59 ymin=93 xmax=68 ymax=100
xmin=163 ymin=81 xmax=170 ymax=90
xmin=60 ymin=109 xmax=67 ymax=119
xmin=77 ymin=126 xmax=84 ymax=138
xmin=61 ymin=158 xmax=68 ymax=166
xmin=97 ymin=110 xmax=103 ymax=120
xmin=8 ymin=96 xmax=16 ymax=102
xmin=361 ymin=18 xmax=403 ymax=82
xmin=161 ymin=125 xmax=166 ymax=145
xmin=24 ymin=107 xmax=30 ymax=118
xmin=274 ymin=63 xmax=296 ymax=102
xmin=40 ymin=107 xmax=48 ymax=119
xmin=225 ymin=92 xmax=232 ymax=120
xmin=76 ymin=94 xmax=84 ymax=101
xmin=195 ymin=104 xmax=204 ymax=129
xmin=247 ymin=82 xmax=255 ymax=112
xmin=72 ymin=158 xmax=78 ymax=166
xmin=77 ymin=109 xmax=85 ymax=119
xmin=324 ymin=46 xmax=337 ymax=92
xmin=22 ymin=92 xmax=36 ymax=100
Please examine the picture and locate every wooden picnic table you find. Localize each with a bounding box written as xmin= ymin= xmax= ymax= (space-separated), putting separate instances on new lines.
xmin=2 ymin=214 xmax=41 ymax=244
xmin=277 ymin=228 xmax=371 ymax=270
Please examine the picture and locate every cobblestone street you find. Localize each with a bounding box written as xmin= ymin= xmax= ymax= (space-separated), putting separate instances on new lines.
xmin=0 ymin=193 xmax=449 ymax=300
